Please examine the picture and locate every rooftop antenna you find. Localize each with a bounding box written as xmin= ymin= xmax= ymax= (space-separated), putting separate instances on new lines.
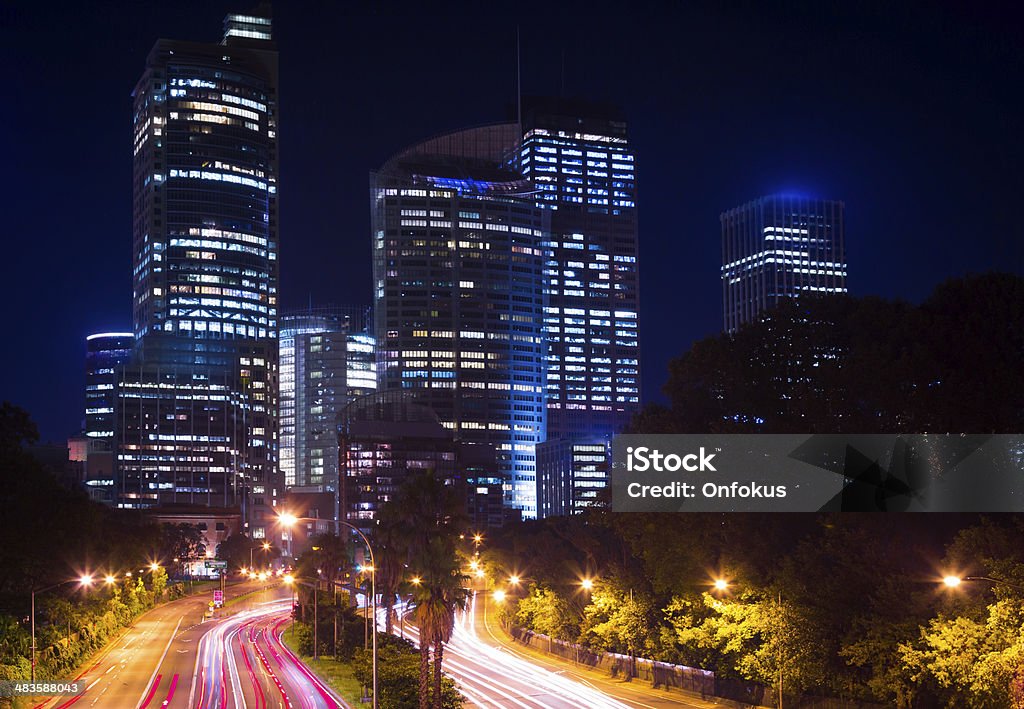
xmin=516 ymin=26 xmax=522 ymax=132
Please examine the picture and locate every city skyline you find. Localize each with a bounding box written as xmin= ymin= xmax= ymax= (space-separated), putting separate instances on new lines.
xmin=3 ymin=1 xmax=1022 ymax=441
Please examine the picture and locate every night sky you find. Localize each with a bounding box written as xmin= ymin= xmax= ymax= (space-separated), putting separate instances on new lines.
xmin=2 ymin=1 xmax=1021 ymax=442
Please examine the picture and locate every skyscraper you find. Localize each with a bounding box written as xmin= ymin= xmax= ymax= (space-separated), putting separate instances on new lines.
xmin=512 ymin=98 xmax=640 ymax=518
xmin=721 ymin=194 xmax=847 ymax=333
xmin=79 ymin=332 xmax=134 ymax=503
xmin=371 ymin=125 xmax=548 ymax=518
xmin=515 ymin=98 xmax=641 ymax=445
xmin=115 ymin=7 xmax=280 ymax=538
xmin=84 ymin=333 xmax=134 ymax=441
xmin=279 ymin=307 xmax=376 ymax=491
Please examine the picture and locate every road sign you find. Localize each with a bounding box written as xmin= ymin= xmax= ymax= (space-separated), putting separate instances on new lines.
xmin=213 ymin=589 xmax=223 ymax=607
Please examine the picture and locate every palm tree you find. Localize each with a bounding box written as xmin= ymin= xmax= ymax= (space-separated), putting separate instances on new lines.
xmin=373 ymin=506 xmax=406 ymax=635
xmin=411 ymin=536 xmax=470 ymax=709
xmin=389 ymin=469 xmax=469 ymax=708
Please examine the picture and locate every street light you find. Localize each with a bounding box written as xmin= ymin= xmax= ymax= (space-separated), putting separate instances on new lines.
xmin=713 ymin=578 xmax=729 ymax=592
xmin=580 ymin=577 xmax=594 ymax=591
xmin=30 ymin=576 xmax=94 ymax=682
xmin=278 ymin=512 xmax=377 ymax=709
xmin=250 ymin=541 xmax=272 ymax=572
xmin=942 ymin=574 xmax=1024 ymax=592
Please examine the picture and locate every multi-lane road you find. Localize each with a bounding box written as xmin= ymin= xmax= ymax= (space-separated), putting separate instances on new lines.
xmin=32 ymin=581 xmax=343 ymax=709
xmin=402 ymin=593 xmax=720 ymax=709
xmin=30 ymin=582 xmax=719 ymax=709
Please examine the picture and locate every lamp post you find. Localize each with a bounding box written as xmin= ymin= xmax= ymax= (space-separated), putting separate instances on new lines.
xmin=30 ymin=576 xmax=94 ymax=683
xmin=943 ymin=574 xmax=1024 ymax=592
xmin=279 ymin=512 xmax=377 ymax=709
xmin=283 ymin=574 xmax=318 ymax=656
xmin=250 ymin=541 xmax=271 ymax=573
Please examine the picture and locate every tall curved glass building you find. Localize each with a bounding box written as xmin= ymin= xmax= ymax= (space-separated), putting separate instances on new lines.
xmin=113 ymin=9 xmax=280 ymax=538
xmin=371 ymin=125 xmax=548 ymax=517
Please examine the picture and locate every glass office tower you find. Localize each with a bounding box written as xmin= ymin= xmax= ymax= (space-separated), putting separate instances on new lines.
xmin=117 ymin=9 xmax=280 ymax=537
xmin=513 ymin=98 xmax=640 ymax=517
xmin=371 ymin=124 xmax=548 ymax=518
xmin=84 ymin=333 xmax=135 ymax=440
xmin=279 ymin=308 xmax=376 ymax=491
xmin=515 ymin=98 xmax=641 ymax=445
xmin=721 ymin=194 xmax=847 ymax=333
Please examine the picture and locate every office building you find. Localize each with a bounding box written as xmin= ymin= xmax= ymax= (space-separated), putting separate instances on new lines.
xmin=84 ymin=333 xmax=135 ymax=440
xmin=79 ymin=332 xmax=134 ymax=502
xmin=115 ymin=8 xmax=280 ymax=538
xmin=536 ymin=436 xmax=611 ymax=517
xmin=515 ymin=97 xmax=641 ymax=444
xmin=721 ymin=194 xmax=847 ymax=333
xmin=279 ymin=307 xmax=376 ymax=492
xmin=371 ymin=124 xmax=547 ymax=517
xmin=337 ymin=391 xmax=504 ymax=537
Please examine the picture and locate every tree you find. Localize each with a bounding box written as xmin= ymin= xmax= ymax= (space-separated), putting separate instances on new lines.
xmin=352 ymin=635 xmax=463 ymax=709
xmin=159 ymin=523 xmax=206 ymax=567
xmin=513 ymin=586 xmax=578 ymax=640
xmin=901 ymin=599 xmax=1024 ymax=708
xmin=0 ymin=402 xmax=39 ymax=454
xmin=373 ymin=506 xmax=407 ymax=635
xmin=634 ymin=274 xmax=1024 ymax=436
xmin=410 ymin=537 xmax=469 ymax=709
xmin=390 ymin=469 xmax=469 ymax=709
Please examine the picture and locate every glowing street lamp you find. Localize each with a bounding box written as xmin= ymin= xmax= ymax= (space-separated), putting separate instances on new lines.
xmin=104 ymin=575 xmax=117 ymax=586
xmin=509 ymin=575 xmax=520 ymax=585
xmin=31 ymin=576 xmax=95 ymax=682
xmin=713 ymin=578 xmax=729 ymax=592
xmin=492 ymin=590 xmax=506 ymax=603
xmin=580 ymin=577 xmax=594 ymax=591
xmin=942 ymin=574 xmax=1024 ymax=592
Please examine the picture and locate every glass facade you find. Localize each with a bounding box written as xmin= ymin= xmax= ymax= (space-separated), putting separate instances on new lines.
xmin=515 ymin=99 xmax=641 ymax=445
xmin=371 ymin=124 xmax=548 ymax=518
xmin=84 ymin=333 xmax=134 ymax=440
xmin=513 ymin=99 xmax=640 ymax=517
xmin=118 ymin=11 xmax=280 ymax=537
xmin=279 ymin=308 xmax=376 ymax=491
xmin=721 ymin=195 xmax=847 ymax=333
xmin=536 ymin=436 xmax=611 ymax=517
xmin=338 ymin=392 xmax=503 ymax=535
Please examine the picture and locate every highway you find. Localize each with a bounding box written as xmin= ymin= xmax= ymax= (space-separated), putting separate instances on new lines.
xmin=31 ymin=580 xmax=343 ymax=709
xmin=31 ymin=581 xmax=718 ymax=709
xmin=401 ymin=592 xmax=718 ymax=709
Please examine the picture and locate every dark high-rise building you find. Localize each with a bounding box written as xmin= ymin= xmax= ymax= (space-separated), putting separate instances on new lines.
xmin=84 ymin=333 xmax=134 ymax=440
xmin=337 ymin=392 xmax=504 ymax=536
xmin=371 ymin=125 xmax=548 ymax=518
xmin=536 ymin=436 xmax=611 ymax=517
xmin=114 ymin=7 xmax=280 ymax=539
xmin=721 ymin=194 xmax=847 ymax=333
xmin=80 ymin=332 xmax=134 ymax=503
xmin=279 ymin=307 xmax=376 ymax=491
xmin=515 ymin=98 xmax=641 ymax=446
